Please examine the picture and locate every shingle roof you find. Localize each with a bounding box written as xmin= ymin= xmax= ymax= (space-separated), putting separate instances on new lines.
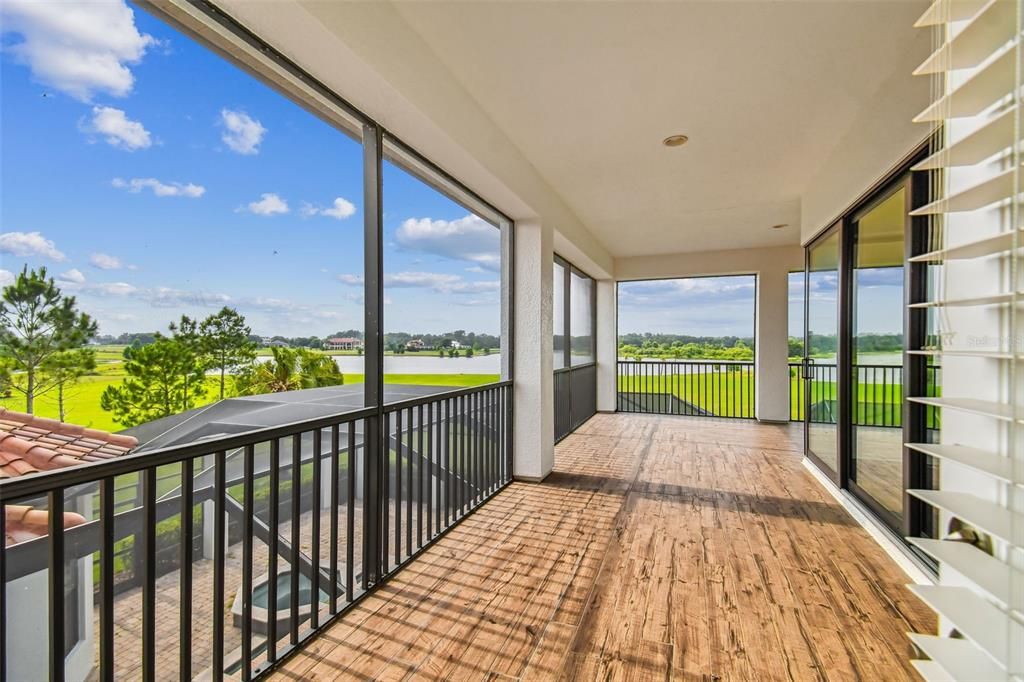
xmin=0 ymin=408 xmax=137 ymax=546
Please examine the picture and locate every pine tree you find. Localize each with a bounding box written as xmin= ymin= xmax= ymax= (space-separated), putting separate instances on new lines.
xmin=100 ymin=335 xmax=207 ymax=427
xmin=41 ymin=348 xmax=96 ymax=422
xmin=198 ymin=307 xmax=255 ymax=400
xmin=0 ymin=267 xmax=97 ymax=413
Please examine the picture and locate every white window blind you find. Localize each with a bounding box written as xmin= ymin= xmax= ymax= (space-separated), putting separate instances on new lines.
xmin=906 ymin=1 xmax=1023 ymax=680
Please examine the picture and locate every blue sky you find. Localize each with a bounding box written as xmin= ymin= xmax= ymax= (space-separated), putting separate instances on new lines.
xmin=0 ymin=1 xmax=904 ymax=343
xmin=619 ymin=276 xmax=757 ymax=338
xmin=618 ymin=270 xmax=903 ymax=339
xmin=0 ymin=0 xmax=501 ymax=338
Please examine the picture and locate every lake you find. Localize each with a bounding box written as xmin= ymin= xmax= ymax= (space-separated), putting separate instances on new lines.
xmin=257 ymin=353 xmax=503 ymax=375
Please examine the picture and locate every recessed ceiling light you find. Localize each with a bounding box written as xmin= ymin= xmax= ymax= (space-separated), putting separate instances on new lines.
xmin=662 ymin=134 xmax=689 ymax=147
xmin=771 ymin=223 xmax=789 ymax=230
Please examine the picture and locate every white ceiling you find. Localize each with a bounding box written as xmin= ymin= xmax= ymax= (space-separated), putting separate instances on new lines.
xmin=385 ymin=0 xmax=927 ymax=258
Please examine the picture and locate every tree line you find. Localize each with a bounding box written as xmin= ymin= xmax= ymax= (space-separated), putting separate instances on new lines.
xmin=788 ymin=333 xmax=902 ymax=358
xmin=618 ymin=333 xmax=754 ymax=348
xmin=618 ymin=339 xmax=754 ymax=361
xmin=95 ymin=328 xmax=502 ymax=352
xmin=617 ymin=333 xmax=903 ymax=361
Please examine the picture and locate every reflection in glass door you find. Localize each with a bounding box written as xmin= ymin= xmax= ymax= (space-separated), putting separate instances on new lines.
xmin=805 ymin=225 xmax=841 ymax=479
xmin=848 ymin=183 xmax=907 ymax=527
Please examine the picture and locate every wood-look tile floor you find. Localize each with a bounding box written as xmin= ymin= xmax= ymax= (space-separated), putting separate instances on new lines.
xmin=273 ymin=414 xmax=933 ymax=681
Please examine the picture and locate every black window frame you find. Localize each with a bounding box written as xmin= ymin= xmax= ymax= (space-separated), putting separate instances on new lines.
xmin=800 ymin=136 xmax=939 ymax=574
xmin=553 ymin=255 xmax=597 ymax=441
xmin=139 ymin=0 xmax=519 ymax=614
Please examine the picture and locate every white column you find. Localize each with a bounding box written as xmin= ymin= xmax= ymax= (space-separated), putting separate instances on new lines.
xmin=755 ymin=265 xmax=791 ymax=422
xmin=596 ymin=279 xmax=617 ymax=412
xmin=513 ymin=219 xmax=554 ymax=481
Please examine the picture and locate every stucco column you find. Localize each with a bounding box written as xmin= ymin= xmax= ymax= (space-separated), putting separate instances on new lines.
xmin=513 ymin=219 xmax=554 ymax=481
xmin=596 ymin=279 xmax=617 ymax=412
xmin=755 ymin=265 xmax=791 ymax=422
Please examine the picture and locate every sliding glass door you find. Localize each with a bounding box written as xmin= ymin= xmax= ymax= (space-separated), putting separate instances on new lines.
xmin=804 ymin=223 xmax=841 ymax=481
xmin=847 ymin=180 xmax=909 ymax=528
xmin=802 ymin=143 xmax=938 ymax=551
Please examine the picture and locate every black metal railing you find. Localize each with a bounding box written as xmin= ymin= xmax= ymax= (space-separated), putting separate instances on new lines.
xmin=380 ymin=383 xmax=511 ymax=573
xmin=554 ymin=363 xmax=598 ymax=442
xmin=0 ymin=381 xmax=512 ymax=681
xmin=616 ymin=360 xmax=755 ymax=418
xmin=788 ymin=362 xmax=941 ymax=428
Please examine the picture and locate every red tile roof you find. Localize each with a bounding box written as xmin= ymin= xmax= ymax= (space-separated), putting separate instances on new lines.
xmin=4 ymin=505 xmax=87 ymax=546
xmin=1 ymin=408 xmax=137 ymax=545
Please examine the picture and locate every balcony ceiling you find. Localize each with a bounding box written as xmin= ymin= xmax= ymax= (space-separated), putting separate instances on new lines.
xmin=378 ymin=1 xmax=926 ymax=257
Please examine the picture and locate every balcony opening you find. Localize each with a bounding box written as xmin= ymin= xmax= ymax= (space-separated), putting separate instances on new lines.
xmin=617 ymin=274 xmax=756 ymax=418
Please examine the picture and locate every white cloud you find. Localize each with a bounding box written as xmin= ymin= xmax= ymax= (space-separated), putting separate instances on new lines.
xmin=0 ymin=270 xmax=14 ymax=287
xmin=385 ymin=272 xmax=461 ymax=290
xmin=240 ymin=193 xmax=289 ymax=216
xmin=147 ymin=286 xmax=229 ymax=308
xmin=618 ymin=276 xmax=756 ymax=309
xmin=454 ymin=298 xmax=498 ymax=307
xmin=112 ymin=177 xmax=205 ymax=198
xmin=0 ymin=231 xmax=66 ymax=261
xmin=220 ymin=109 xmax=266 ymax=155
xmin=337 ymin=274 xmax=363 ymax=286
xmin=58 ymin=268 xmax=86 ymax=284
xmin=82 ymin=106 xmax=151 ymax=150
xmin=89 ymin=252 xmax=135 ymax=270
xmin=445 ymin=280 xmax=501 ymax=294
xmin=0 ymin=0 xmax=155 ymax=101
xmin=396 ymin=214 xmax=500 ymax=271
xmin=301 ymin=197 xmax=356 ymax=220
xmin=336 ymin=270 xmax=497 ymax=295
xmin=89 ymin=281 xmax=138 ymax=297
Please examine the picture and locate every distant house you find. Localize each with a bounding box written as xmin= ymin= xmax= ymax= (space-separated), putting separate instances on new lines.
xmin=323 ymin=337 xmax=362 ymax=351
xmin=405 ymin=339 xmax=426 ymax=351
xmin=448 ymin=340 xmax=465 ymax=350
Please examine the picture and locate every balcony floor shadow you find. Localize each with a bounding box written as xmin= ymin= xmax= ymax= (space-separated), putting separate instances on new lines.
xmin=273 ymin=414 xmax=933 ymax=681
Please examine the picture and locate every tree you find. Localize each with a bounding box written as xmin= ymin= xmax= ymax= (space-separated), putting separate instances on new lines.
xmin=0 ymin=267 xmax=97 ymax=413
xmin=465 ymin=346 xmax=475 ymax=358
xmin=0 ymin=357 xmax=13 ymax=399
xmin=235 ymin=347 xmax=344 ymax=395
xmin=41 ymin=348 xmax=96 ymax=422
xmin=198 ymin=307 xmax=256 ymax=400
xmin=169 ymin=315 xmax=207 ymax=405
xmin=100 ymin=335 xmax=207 ymax=427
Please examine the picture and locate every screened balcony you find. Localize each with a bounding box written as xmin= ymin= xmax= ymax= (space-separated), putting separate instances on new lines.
xmin=2 ymin=0 xmax=1022 ymax=680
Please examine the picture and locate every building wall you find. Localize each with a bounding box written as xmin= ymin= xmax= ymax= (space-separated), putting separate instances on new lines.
xmin=615 ymin=245 xmax=802 ymax=282
xmin=799 ymin=29 xmax=933 ymax=245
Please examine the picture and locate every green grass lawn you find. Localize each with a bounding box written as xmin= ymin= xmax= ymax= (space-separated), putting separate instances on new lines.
xmin=618 ymin=368 xmax=916 ymax=422
xmin=618 ymin=370 xmax=756 ymax=417
xmin=2 ymin=369 xmax=501 ymax=433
